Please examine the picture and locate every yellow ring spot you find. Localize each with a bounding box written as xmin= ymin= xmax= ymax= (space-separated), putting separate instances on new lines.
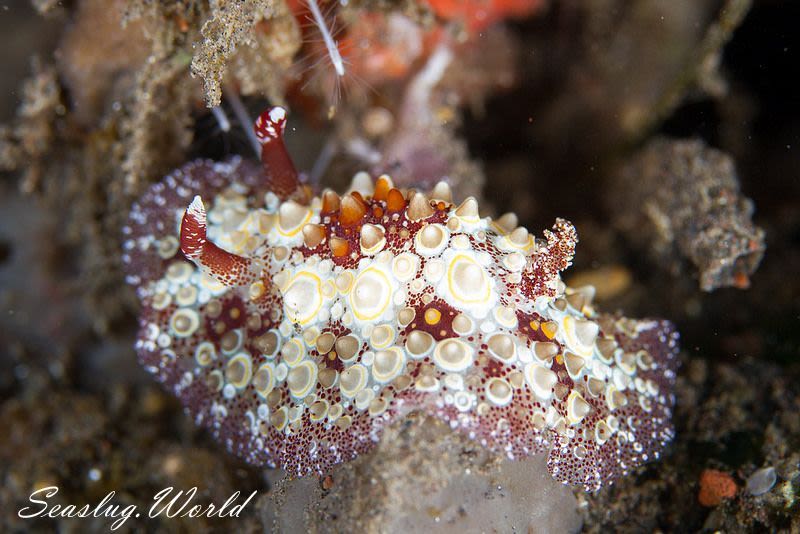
xmin=489 ymin=221 xmax=510 ymax=236
xmin=282 ymin=272 xmax=323 ymax=325
xmin=309 ymin=400 xmax=329 ymax=422
xmin=166 ymin=261 xmax=192 ymax=283
xmin=253 ymin=363 xmax=275 ymax=398
xmin=433 ymin=338 xmax=474 ymax=372
xmin=169 ymin=308 xmax=200 ymax=338
xmin=280 ymin=338 xmax=306 ymax=367
xmin=503 ymin=232 xmax=534 ymax=252
xmin=175 ymin=285 xmax=198 ymax=307
xmin=349 ymin=267 xmax=392 ymax=321
xmin=225 ymin=352 xmax=253 ymax=389
xmin=369 ymin=325 xmax=396 ymax=349
xmin=195 ymin=342 xmax=216 ymax=367
xmin=486 ymin=377 xmax=513 ymax=407
xmin=200 ymin=273 xmax=226 ymax=292
xmin=447 ymin=254 xmax=491 ymax=305
xmin=424 ymin=308 xmax=442 ymax=325
xmin=335 ymin=271 xmax=355 ymax=294
xmin=372 ymin=347 xmax=406 ymax=383
xmin=562 ymin=315 xmax=599 ymax=358
xmin=541 ymin=320 xmax=558 ymax=340
xmin=277 ymin=206 xmax=312 ymax=237
xmin=391 ymin=253 xmax=419 ymax=281
xmin=287 ymin=360 xmax=318 ymax=398
xmin=151 ymin=292 xmax=172 ymax=311
xmin=339 ymin=364 xmax=368 ymax=397
xmin=271 ymin=406 xmax=289 ymax=430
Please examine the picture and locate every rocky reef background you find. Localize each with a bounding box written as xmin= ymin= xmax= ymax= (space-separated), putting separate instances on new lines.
xmin=0 ymin=0 xmax=798 ymax=532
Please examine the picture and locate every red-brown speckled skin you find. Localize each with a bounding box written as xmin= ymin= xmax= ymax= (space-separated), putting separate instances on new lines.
xmin=123 ymin=131 xmax=679 ymax=491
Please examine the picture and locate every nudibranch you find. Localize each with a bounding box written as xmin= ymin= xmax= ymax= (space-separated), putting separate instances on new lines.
xmin=123 ymin=107 xmax=679 ymax=491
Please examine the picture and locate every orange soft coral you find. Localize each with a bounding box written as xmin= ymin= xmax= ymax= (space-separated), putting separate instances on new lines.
xmin=425 ymin=0 xmax=545 ymax=33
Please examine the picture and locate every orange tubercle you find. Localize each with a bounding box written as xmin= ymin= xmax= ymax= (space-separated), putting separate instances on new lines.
xmin=340 ymin=195 xmax=368 ymax=226
xmin=373 ymin=176 xmax=392 ymax=202
xmin=322 ymin=190 xmax=341 ymax=213
xmin=329 ymin=236 xmax=350 ymax=257
xmin=386 ymin=188 xmax=406 ymax=213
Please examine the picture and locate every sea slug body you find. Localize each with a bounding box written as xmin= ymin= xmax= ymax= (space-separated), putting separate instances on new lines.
xmin=123 ymin=107 xmax=679 ymax=491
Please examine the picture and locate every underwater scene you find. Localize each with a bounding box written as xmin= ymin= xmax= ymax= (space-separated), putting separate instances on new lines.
xmin=0 ymin=0 xmax=798 ymax=532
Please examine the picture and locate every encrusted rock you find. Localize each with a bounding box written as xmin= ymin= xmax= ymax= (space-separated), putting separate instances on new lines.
xmin=611 ymin=138 xmax=765 ymax=291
